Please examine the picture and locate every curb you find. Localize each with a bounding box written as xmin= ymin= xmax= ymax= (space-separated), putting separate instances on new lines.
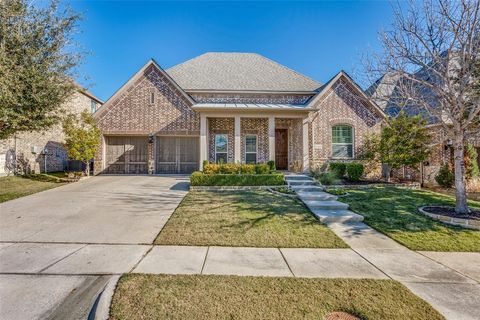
xmin=90 ymin=275 xmax=121 ymax=320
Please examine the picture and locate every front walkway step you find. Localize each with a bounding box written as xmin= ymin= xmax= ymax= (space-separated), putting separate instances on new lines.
xmin=311 ymin=209 xmax=364 ymax=223
xmin=297 ymin=191 xmax=338 ymax=201
xmin=303 ymin=200 xmax=349 ymax=210
xmin=285 ymin=175 xmax=314 ymax=181
xmin=290 ymin=185 xmax=325 ymax=192
xmin=287 ymin=180 xmax=317 ymax=186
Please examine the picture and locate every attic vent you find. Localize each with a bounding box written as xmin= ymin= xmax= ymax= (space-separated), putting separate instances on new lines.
xmin=150 ymin=91 xmax=155 ymax=104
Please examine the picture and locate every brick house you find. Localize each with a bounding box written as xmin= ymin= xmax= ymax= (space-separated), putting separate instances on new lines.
xmin=0 ymin=89 xmax=103 ymax=176
xmin=367 ymin=72 xmax=480 ymax=186
xmin=93 ymin=52 xmax=385 ymax=175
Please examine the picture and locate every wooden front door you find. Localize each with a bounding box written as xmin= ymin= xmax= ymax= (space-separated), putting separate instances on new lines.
xmin=275 ymin=129 xmax=288 ymax=170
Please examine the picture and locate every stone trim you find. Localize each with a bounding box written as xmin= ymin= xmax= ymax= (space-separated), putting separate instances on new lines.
xmin=418 ymin=206 xmax=480 ymax=230
xmin=190 ymin=185 xmax=282 ymax=191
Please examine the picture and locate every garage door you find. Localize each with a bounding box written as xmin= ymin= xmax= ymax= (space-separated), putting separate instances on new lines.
xmin=156 ymin=137 xmax=199 ymax=174
xmin=105 ymin=136 xmax=148 ymax=174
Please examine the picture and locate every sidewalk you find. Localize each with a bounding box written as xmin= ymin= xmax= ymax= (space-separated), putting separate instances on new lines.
xmin=1 ymin=224 xmax=479 ymax=319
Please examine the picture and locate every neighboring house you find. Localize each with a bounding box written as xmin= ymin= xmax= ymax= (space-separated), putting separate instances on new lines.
xmin=0 ymin=89 xmax=103 ymax=176
xmin=367 ymin=72 xmax=480 ymax=185
xmin=94 ymin=52 xmax=385 ymax=175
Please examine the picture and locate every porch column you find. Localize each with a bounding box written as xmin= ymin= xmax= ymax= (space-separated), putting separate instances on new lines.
xmin=234 ymin=116 xmax=241 ymax=163
xmin=268 ymin=116 xmax=275 ymax=161
xmin=200 ymin=114 xmax=207 ymax=170
xmin=302 ymin=117 xmax=310 ymax=173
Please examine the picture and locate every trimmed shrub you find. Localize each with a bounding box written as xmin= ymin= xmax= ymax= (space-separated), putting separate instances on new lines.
xmin=203 ymin=164 xmax=220 ymax=174
xmin=435 ymin=164 xmax=454 ymax=188
xmin=190 ymin=172 xmax=285 ymax=186
xmin=267 ymin=160 xmax=276 ymax=172
xmin=240 ymin=164 xmax=255 ymax=174
xmin=329 ymin=162 xmax=347 ymax=178
xmin=346 ymin=162 xmax=364 ymax=182
xmin=255 ymin=164 xmax=270 ymax=174
xmin=202 ymin=160 xmax=209 ymax=169
xmin=318 ymin=172 xmax=336 ymax=185
xmin=220 ymin=163 xmax=241 ymax=174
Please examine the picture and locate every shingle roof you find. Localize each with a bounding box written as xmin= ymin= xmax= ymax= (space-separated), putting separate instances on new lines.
xmin=166 ymin=52 xmax=322 ymax=92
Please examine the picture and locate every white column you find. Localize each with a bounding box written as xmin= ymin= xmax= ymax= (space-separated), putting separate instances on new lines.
xmin=302 ymin=117 xmax=310 ymax=173
xmin=268 ymin=116 xmax=275 ymax=161
xmin=234 ymin=116 xmax=241 ymax=163
xmin=200 ymin=114 xmax=207 ymax=170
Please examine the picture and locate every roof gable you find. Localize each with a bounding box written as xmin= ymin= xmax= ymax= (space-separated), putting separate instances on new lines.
xmin=307 ymin=71 xmax=386 ymax=118
xmin=166 ymin=52 xmax=322 ymax=93
xmin=94 ymin=59 xmax=194 ymax=118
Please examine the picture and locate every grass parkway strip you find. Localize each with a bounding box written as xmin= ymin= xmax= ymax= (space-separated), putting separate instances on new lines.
xmin=155 ymin=190 xmax=347 ymax=248
xmin=110 ymin=274 xmax=444 ymax=320
xmin=337 ymin=187 xmax=480 ymax=252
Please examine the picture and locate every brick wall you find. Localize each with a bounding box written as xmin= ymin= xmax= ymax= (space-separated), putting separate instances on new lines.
xmin=308 ymin=78 xmax=383 ymax=168
xmin=0 ymin=91 xmax=99 ymax=175
xmin=240 ymin=118 xmax=269 ymax=163
xmin=96 ymin=65 xmax=199 ymax=135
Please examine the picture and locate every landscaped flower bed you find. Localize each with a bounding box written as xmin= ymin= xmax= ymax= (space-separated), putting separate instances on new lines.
xmin=190 ymin=162 xmax=284 ymax=186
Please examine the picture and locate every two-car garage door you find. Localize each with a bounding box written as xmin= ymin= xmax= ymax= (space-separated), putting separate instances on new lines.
xmin=105 ymin=136 xmax=198 ymax=174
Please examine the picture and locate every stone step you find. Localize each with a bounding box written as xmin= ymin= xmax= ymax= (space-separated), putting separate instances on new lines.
xmin=303 ymin=200 xmax=349 ymax=211
xmin=284 ymin=175 xmax=314 ymax=181
xmin=311 ymin=209 xmax=364 ymax=223
xmin=297 ymin=191 xmax=338 ymax=201
xmin=291 ymin=185 xmax=325 ymax=192
xmin=287 ymin=180 xmax=317 ymax=186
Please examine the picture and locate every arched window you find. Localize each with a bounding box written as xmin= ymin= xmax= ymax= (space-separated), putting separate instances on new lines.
xmin=332 ymin=125 xmax=353 ymax=158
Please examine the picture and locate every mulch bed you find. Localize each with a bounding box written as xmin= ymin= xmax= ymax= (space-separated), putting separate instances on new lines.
xmin=325 ymin=312 xmax=360 ymax=320
xmin=422 ymin=206 xmax=480 ymax=220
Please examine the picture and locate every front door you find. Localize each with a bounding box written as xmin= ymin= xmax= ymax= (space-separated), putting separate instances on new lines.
xmin=275 ymin=129 xmax=288 ymax=170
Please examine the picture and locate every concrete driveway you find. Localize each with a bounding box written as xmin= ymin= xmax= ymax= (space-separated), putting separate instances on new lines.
xmin=0 ymin=175 xmax=188 ymax=320
xmin=0 ymin=175 xmax=188 ymax=244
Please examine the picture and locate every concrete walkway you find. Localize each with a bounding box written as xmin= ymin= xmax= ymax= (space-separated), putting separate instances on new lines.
xmin=287 ymin=175 xmax=363 ymax=222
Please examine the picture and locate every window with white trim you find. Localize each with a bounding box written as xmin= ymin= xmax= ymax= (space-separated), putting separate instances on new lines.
xmin=215 ymin=134 xmax=228 ymax=163
xmin=332 ymin=125 xmax=353 ymax=158
xmin=245 ymin=134 xmax=257 ymax=164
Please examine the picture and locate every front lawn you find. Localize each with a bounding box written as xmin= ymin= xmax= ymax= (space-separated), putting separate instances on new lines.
xmin=110 ymin=274 xmax=444 ymax=320
xmin=155 ymin=191 xmax=347 ymax=248
xmin=0 ymin=175 xmax=67 ymax=203
xmin=340 ymin=187 xmax=480 ymax=252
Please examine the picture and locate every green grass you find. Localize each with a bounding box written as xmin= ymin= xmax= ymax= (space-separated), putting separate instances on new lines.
xmin=340 ymin=187 xmax=480 ymax=252
xmin=110 ymin=274 xmax=444 ymax=320
xmin=0 ymin=175 xmax=66 ymax=203
xmin=155 ymin=191 xmax=347 ymax=248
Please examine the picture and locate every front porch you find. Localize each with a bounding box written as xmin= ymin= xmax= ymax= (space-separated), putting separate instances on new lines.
xmin=198 ymin=112 xmax=309 ymax=172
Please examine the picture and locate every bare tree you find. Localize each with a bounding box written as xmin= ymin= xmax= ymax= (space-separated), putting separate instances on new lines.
xmin=366 ymin=0 xmax=480 ymax=214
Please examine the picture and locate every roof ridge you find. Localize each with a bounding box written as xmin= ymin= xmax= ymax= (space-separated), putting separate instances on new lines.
xmin=254 ymin=53 xmax=322 ymax=89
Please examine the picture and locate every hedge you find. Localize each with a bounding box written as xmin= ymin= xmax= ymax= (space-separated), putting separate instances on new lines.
xmin=190 ymin=172 xmax=285 ymax=186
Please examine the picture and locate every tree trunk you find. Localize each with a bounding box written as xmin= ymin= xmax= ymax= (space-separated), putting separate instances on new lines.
xmin=453 ymin=133 xmax=469 ymax=214
xmin=85 ymin=161 xmax=90 ymax=176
